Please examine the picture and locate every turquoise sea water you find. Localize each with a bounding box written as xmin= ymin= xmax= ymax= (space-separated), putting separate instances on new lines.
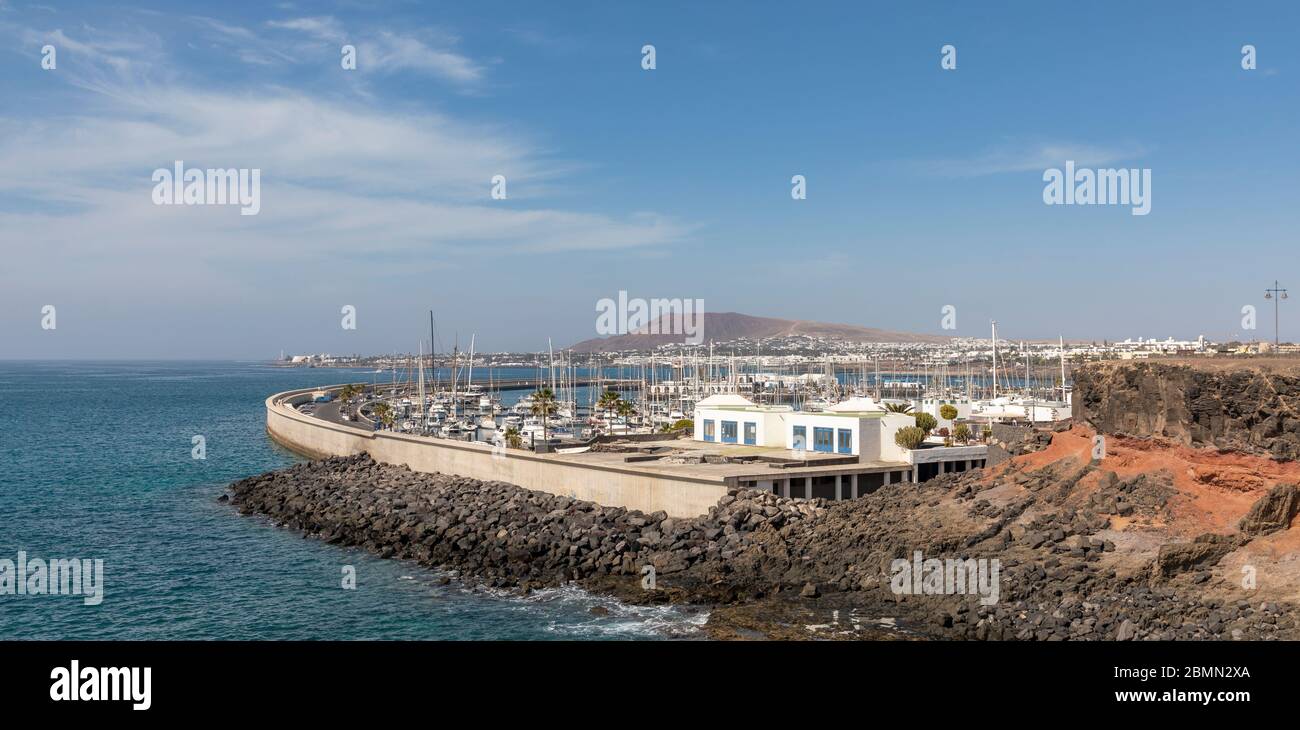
xmin=0 ymin=361 xmax=703 ymax=640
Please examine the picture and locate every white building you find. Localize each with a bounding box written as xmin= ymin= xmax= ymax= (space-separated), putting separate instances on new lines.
xmin=692 ymin=394 xmax=987 ymax=493
xmin=692 ymin=394 xmax=790 ymax=447
xmin=916 ymin=396 xmax=973 ymax=430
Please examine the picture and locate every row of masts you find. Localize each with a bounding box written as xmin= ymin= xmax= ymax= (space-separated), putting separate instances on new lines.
xmin=366 ymin=314 xmax=1073 ymax=442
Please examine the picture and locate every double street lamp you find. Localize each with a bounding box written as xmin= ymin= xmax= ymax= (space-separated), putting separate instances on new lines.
xmin=1265 ymin=280 xmax=1288 ymax=352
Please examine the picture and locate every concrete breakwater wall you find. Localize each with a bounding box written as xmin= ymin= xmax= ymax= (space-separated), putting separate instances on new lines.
xmin=265 ymin=386 xmax=729 ymax=518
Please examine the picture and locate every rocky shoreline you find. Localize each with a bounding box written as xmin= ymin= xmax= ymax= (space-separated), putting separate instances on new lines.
xmin=225 ymin=452 xmax=1300 ymax=641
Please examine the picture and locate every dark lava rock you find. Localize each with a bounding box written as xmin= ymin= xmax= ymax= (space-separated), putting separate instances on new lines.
xmin=1152 ymin=534 xmax=1241 ymax=581
xmin=223 ymin=452 xmax=1300 ymax=642
xmin=1238 ymin=483 xmax=1300 ymax=537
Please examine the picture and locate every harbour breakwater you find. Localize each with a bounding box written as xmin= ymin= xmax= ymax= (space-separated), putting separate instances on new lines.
xmin=265 ymin=386 xmax=728 ymax=518
xmin=227 ymin=454 xmax=807 ymax=593
xmin=226 ymin=452 xmax=1300 ymax=640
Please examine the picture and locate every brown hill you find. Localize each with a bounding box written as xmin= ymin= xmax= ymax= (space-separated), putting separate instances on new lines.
xmin=569 ymin=312 xmax=950 ymax=352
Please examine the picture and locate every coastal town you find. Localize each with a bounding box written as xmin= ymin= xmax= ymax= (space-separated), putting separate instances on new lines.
xmin=235 ymin=305 xmax=1300 ymax=640
xmin=10 ymin=0 xmax=1299 ymax=713
xmin=240 ymin=348 xmax=1300 ymax=643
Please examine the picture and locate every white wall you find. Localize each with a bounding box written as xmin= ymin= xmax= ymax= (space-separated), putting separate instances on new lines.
xmin=694 ymin=408 xmax=783 ymax=447
xmin=919 ymin=399 xmax=973 ymax=430
xmin=782 ymin=413 xmax=863 ymax=454
xmin=694 ymin=408 xmax=920 ymax=463
xmin=877 ymin=413 xmax=915 ymax=461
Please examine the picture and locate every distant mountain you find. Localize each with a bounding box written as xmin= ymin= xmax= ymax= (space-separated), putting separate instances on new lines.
xmin=568 ymin=312 xmax=951 ymax=352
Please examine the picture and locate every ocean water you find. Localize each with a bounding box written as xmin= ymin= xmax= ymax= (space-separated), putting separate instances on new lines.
xmin=0 ymin=361 xmax=705 ymax=640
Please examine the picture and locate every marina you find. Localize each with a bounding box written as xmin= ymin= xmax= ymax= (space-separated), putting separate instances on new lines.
xmin=266 ymin=321 xmax=1093 ymax=515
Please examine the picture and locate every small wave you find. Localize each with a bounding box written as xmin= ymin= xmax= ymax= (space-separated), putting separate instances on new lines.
xmin=503 ymin=584 xmax=709 ymax=639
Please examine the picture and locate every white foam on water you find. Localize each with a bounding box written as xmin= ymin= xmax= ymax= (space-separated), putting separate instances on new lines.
xmin=515 ymin=584 xmax=709 ymax=639
xmin=397 ymin=573 xmax=708 ymax=639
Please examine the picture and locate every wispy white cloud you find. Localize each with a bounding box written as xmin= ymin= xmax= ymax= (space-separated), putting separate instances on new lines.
xmin=17 ymin=24 xmax=156 ymax=75
xmin=187 ymin=15 xmax=298 ymax=66
xmin=0 ymin=14 xmax=691 ymax=355
xmin=267 ymin=15 xmax=345 ymax=43
xmin=362 ymin=30 xmax=483 ymax=83
xmin=0 ymin=21 xmax=688 ymax=295
xmin=264 ymin=15 xmax=485 ymax=85
xmin=915 ymin=140 xmax=1149 ymax=178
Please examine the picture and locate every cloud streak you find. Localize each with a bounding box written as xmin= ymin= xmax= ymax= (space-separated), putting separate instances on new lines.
xmin=0 ymin=15 xmax=691 ymax=356
xmin=264 ymin=15 xmax=485 ymax=85
xmin=914 ymin=140 xmax=1149 ymax=178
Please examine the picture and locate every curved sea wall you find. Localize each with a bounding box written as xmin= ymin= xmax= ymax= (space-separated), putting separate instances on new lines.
xmin=265 ymin=387 xmax=729 ymax=518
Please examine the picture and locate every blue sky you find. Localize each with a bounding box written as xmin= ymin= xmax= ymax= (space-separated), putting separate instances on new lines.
xmin=2 ymin=0 xmax=1297 ymax=358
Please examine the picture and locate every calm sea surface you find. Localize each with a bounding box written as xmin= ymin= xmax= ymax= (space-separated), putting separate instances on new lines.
xmin=0 ymin=361 xmax=705 ymax=640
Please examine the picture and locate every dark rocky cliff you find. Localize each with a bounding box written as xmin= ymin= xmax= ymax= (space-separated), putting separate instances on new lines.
xmin=1072 ymin=360 xmax=1300 ymax=460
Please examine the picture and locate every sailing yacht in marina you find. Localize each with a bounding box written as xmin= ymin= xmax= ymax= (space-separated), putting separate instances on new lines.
xmin=964 ymin=323 xmax=1072 ymax=424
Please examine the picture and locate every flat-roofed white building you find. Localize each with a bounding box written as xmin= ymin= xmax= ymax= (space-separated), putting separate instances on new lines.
xmin=693 ymin=394 xmax=790 ymax=447
xmin=781 ymin=410 xmax=914 ymax=462
xmin=692 ymin=394 xmax=988 ymax=496
xmin=916 ymin=397 xmax=974 ymax=430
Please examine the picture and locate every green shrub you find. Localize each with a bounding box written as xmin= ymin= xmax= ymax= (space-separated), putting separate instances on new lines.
xmin=895 ymin=426 xmax=926 ymax=450
xmin=953 ymin=423 xmax=971 ymax=444
xmin=939 ymin=404 xmax=958 ymax=421
xmin=914 ymin=412 xmax=938 ymax=435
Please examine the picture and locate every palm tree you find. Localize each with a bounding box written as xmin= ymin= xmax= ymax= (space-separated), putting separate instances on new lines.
xmin=529 ymin=387 xmax=558 ymax=440
xmin=883 ymin=402 xmax=913 ymax=414
xmin=504 ymin=426 xmax=523 ymax=449
xmin=614 ymin=398 xmax=635 ymax=424
xmin=597 ymin=390 xmax=621 ymax=423
xmin=337 ymin=384 xmax=360 ymax=414
xmin=371 ymin=402 xmax=394 ymax=429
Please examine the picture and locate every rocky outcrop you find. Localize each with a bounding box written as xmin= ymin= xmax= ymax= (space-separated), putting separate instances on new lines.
xmin=986 ymin=423 xmax=1062 ymax=466
xmin=1073 ymin=360 xmax=1300 ymax=460
xmin=1152 ymin=534 xmax=1242 ymax=580
xmin=1238 ymin=483 xmax=1300 ymax=536
xmin=227 ymin=454 xmax=1300 ymax=641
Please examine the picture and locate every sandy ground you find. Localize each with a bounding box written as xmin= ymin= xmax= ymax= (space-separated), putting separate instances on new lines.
xmin=1115 ymin=356 xmax=1300 ymax=375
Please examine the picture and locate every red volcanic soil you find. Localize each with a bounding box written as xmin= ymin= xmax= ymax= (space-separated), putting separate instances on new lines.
xmin=986 ymin=424 xmax=1300 ymax=600
xmin=997 ymin=425 xmax=1300 ymax=534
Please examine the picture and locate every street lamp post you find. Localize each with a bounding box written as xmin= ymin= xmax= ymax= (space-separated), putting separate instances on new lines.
xmin=1265 ymin=280 xmax=1288 ymax=352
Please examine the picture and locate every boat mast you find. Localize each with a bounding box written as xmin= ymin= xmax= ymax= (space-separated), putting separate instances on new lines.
xmin=428 ymin=311 xmax=437 ymax=394
xmin=991 ymin=320 xmax=998 ymax=400
xmin=1059 ymin=335 xmax=1067 ymax=402
xmin=1023 ymin=342 xmax=1029 ymax=400
xmin=417 ymin=340 xmax=425 ymax=432
xmin=450 ymin=335 xmax=458 ymax=420
xmin=467 ymin=334 xmax=476 ymax=392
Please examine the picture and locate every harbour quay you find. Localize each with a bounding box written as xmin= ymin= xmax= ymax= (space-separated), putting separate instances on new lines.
xmin=267 ymin=386 xmax=987 ymax=518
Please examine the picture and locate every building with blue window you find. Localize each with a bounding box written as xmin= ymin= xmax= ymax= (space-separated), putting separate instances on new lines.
xmin=694 ymin=393 xmax=789 ymax=447
xmin=692 ymin=393 xmax=989 ymax=494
